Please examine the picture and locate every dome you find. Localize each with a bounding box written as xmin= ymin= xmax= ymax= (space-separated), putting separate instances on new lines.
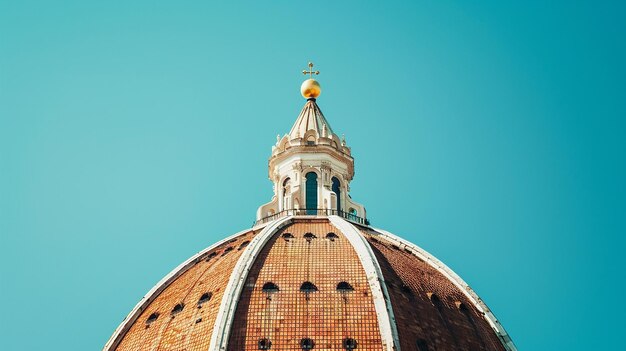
xmin=103 ymin=217 xmax=514 ymax=351
xmin=103 ymin=65 xmax=515 ymax=351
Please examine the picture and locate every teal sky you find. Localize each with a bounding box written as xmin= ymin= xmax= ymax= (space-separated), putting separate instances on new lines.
xmin=1 ymin=1 xmax=624 ymax=350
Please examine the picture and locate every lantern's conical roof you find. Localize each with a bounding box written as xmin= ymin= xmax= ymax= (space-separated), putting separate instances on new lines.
xmin=288 ymin=98 xmax=336 ymax=140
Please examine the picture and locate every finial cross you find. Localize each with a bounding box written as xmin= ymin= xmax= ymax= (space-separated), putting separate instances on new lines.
xmin=302 ymin=62 xmax=320 ymax=78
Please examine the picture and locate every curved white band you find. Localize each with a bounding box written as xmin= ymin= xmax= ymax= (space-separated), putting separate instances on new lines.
xmin=329 ymin=216 xmax=401 ymax=351
xmin=208 ymin=216 xmax=294 ymax=351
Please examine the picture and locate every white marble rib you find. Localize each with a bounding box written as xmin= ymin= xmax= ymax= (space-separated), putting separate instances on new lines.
xmin=329 ymin=216 xmax=401 ymax=351
xmin=208 ymin=216 xmax=293 ymax=351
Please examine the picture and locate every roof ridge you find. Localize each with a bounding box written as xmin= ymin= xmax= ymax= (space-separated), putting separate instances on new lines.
xmin=288 ymin=99 xmax=335 ymax=139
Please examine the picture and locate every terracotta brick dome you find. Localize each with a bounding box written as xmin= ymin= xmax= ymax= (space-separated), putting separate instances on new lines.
xmin=103 ymin=68 xmax=516 ymax=351
xmin=103 ymin=218 xmax=514 ymax=351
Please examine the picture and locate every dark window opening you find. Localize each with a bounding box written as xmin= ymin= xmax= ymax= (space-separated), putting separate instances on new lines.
xmin=282 ymin=233 xmax=294 ymax=240
xmin=343 ymin=338 xmax=358 ymax=350
xmin=171 ymin=303 xmax=184 ymax=315
xmin=222 ymin=247 xmax=234 ymax=256
xmin=305 ymin=172 xmax=318 ymax=215
xmin=416 ymin=339 xmax=429 ymax=351
xmin=195 ymin=318 xmax=202 ymax=324
xmin=332 ymin=177 xmax=341 ymax=212
xmin=262 ymin=282 xmax=279 ymax=293
xmin=429 ymin=293 xmax=444 ymax=308
xmin=337 ymin=281 xmax=354 ymax=292
xmin=348 ymin=208 xmax=357 ymax=219
xmin=303 ymin=232 xmax=317 ymax=242
xmin=300 ymin=281 xmax=318 ymax=293
xmin=326 ymin=232 xmax=339 ymax=241
xmin=198 ymin=292 xmax=212 ymax=306
xmin=282 ymin=178 xmax=291 ymax=210
xmin=401 ymin=284 xmax=413 ymax=295
xmin=238 ymin=241 xmax=250 ymax=250
xmin=205 ymin=252 xmax=218 ymax=261
xmin=258 ymin=338 xmax=272 ymax=350
xmin=300 ymin=338 xmax=315 ymax=350
xmin=146 ymin=312 xmax=159 ymax=324
xmin=404 ymin=248 xmax=412 ymax=254
xmin=391 ymin=244 xmax=400 ymax=251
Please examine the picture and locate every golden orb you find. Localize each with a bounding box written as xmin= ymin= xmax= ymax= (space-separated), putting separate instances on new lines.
xmin=300 ymin=79 xmax=321 ymax=98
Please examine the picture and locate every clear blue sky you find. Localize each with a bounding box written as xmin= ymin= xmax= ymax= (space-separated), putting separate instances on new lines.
xmin=1 ymin=1 xmax=624 ymax=350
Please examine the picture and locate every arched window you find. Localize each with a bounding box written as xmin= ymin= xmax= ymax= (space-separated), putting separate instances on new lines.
xmin=331 ymin=177 xmax=341 ymax=212
xmin=146 ymin=312 xmax=159 ymax=325
xmin=262 ymin=282 xmax=279 ymax=293
xmin=282 ymin=177 xmax=291 ymax=210
xmin=303 ymin=232 xmax=317 ymax=242
xmin=416 ymin=339 xmax=429 ymax=351
xmin=348 ymin=208 xmax=357 ymax=220
xmin=337 ymin=281 xmax=354 ymax=292
xmin=326 ymin=232 xmax=339 ymax=241
xmin=401 ymin=284 xmax=413 ymax=295
xmin=300 ymin=338 xmax=315 ymax=350
xmin=171 ymin=303 xmax=184 ymax=316
xmin=258 ymin=338 xmax=272 ymax=350
xmin=430 ymin=293 xmax=442 ymax=305
xmin=238 ymin=241 xmax=250 ymax=250
xmin=343 ymin=338 xmax=358 ymax=350
xmin=198 ymin=292 xmax=212 ymax=306
xmin=222 ymin=246 xmax=234 ymax=256
xmin=305 ymin=172 xmax=318 ymax=215
xmin=205 ymin=252 xmax=217 ymax=262
xmin=300 ymin=281 xmax=318 ymax=293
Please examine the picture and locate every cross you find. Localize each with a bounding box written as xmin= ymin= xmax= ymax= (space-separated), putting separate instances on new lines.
xmin=302 ymin=62 xmax=320 ymax=78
